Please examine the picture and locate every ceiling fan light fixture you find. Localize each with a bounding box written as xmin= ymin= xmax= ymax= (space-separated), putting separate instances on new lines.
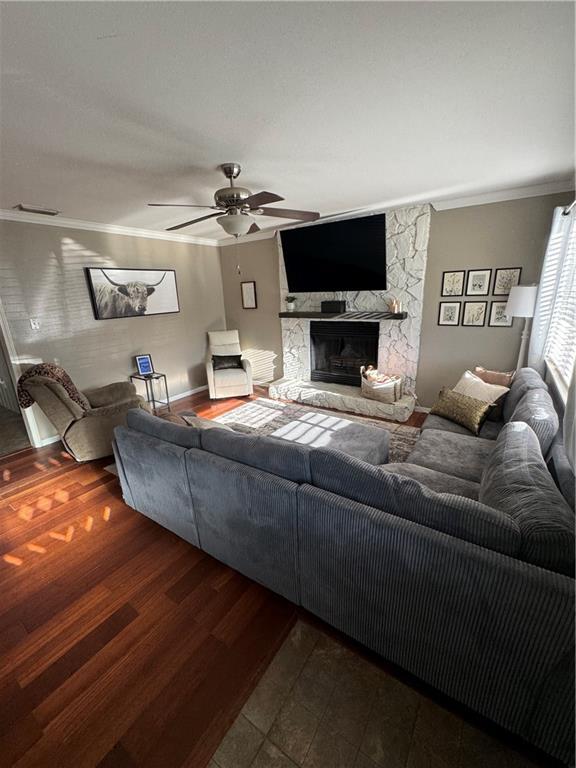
xmin=217 ymin=212 xmax=253 ymax=237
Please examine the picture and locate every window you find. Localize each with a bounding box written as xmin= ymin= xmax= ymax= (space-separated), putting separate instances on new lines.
xmin=530 ymin=207 xmax=576 ymax=394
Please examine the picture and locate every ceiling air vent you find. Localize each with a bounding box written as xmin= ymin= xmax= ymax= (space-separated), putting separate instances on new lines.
xmin=13 ymin=204 xmax=60 ymax=216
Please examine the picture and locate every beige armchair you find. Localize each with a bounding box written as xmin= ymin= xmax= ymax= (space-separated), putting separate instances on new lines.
xmin=206 ymin=330 xmax=253 ymax=399
xmin=20 ymin=375 xmax=150 ymax=461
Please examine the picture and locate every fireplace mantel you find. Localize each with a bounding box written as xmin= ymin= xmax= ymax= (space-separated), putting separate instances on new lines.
xmin=278 ymin=311 xmax=407 ymax=320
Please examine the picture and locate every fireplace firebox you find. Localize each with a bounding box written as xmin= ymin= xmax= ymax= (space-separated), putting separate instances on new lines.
xmin=310 ymin=321 xmax=378 ymax=386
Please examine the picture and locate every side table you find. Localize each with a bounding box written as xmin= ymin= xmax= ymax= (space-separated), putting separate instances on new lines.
xmin=130 ymin=372 xmax=171 ymax=414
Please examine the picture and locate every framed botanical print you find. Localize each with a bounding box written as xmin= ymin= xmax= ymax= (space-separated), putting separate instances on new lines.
xmin=462 ymin=301 xmax=487 ymax=327
xmin=493 ymin=267 xmax=522 ymax=296
xmin=441 ymin=271 xmax=465 ymax=297
xmin=489 ymin=301 xmax=513 ymax=327
xmin=241 ymin=281 xmax=257 ymax=309
xmin=438 ymin=301 xmax=461 ymax=326
xmin=465 ymin=269 xmax=492 ymax=296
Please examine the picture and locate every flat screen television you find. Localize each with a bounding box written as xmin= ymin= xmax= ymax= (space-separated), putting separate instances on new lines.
xmin=280 ymin=213 xmax=386 ymax=292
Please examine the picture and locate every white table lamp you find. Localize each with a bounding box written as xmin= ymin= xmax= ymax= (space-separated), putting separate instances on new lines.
xmin=505 ymin=285 xmax=538 ymax=369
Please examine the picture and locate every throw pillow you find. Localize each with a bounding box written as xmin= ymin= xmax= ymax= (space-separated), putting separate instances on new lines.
xmin=454 ymin=369 xmax=510 ymax=404
xmin=212 ymin=354 xmax=243 ymax=370
xmin=430 ymin=388 xmax=491 ymax=435
xmin=474 ymin=366 xmax=515 ymax=388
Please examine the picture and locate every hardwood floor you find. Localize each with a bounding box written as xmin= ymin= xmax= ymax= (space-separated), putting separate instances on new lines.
xmin=0 ymin=387 xmax=297 ymax=767
xmin=0 ymin=386 xmax=426 ymax=767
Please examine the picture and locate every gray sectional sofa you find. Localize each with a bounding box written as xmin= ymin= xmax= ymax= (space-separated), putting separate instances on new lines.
xmin=113 ymin=367 xmax=575 ymax=764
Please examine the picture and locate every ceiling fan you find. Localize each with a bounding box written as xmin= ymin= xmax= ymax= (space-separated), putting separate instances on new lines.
xmin=149 ymin=163 xmax=320 ymax=237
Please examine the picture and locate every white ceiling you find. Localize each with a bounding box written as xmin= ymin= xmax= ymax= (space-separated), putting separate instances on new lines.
xmin=0 ymin=2 xmax=573 ymax=239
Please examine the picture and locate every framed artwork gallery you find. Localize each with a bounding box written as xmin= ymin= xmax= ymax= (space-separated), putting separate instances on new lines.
xmin=462 ymin=301 xmax=487 ymax=327
xmin=438 ymin=301 xmax=461 ymax=326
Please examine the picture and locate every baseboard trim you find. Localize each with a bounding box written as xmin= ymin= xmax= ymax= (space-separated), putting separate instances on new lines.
xmin=170 ymin=385 xmax=208 ymax=402
xmin=415 ymin=406 xmax=431 ymax=413
xmin=37 ymin=435 xmax=62 ymax=447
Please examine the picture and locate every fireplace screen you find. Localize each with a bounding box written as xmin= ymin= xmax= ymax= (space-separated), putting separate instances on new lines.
xmin=310 ymin=321 xmax=379 ymax=386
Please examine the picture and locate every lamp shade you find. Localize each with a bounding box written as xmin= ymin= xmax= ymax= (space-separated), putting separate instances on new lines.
xmin=505 ymin=285 xmax=538 ymax=318
xmin=217 ymin=212 xmax=252 ymax=237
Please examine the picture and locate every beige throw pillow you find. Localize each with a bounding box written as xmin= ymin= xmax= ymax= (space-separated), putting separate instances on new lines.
xmin=454 ymin=370 xmax=510 ymax=404
xmin=430 ymin=388 xmax=491 ymax=435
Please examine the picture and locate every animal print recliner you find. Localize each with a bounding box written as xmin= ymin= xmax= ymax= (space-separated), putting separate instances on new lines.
xmin=18 ymin=364 xmax=150 ymax=461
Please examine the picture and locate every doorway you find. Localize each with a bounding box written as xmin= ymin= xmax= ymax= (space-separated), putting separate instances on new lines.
xmin=0 ymin=336 xmax=30 ymax=457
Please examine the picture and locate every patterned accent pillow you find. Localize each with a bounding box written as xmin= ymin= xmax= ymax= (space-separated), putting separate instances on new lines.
xmin=430 ymin=388 xmax=491 ymax=435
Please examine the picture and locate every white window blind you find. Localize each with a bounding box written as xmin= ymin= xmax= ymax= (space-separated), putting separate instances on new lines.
xmin=543 ymin=212 xmax=576 ymax=386
xmin=529 ymin=207 xmax=576 ymax=390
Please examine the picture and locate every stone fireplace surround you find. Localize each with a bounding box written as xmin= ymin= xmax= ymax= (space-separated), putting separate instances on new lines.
xmin=269 ymin=205 xmax=431 ymax=421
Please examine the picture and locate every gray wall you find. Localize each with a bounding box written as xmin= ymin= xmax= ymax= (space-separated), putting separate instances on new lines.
xmin=417 ymin=192 xmax=572 ymax=406
xmin=219 ymin=238 xmax=283 ymax=382
xmin=0 ymin=220 xmax=225 ymax=438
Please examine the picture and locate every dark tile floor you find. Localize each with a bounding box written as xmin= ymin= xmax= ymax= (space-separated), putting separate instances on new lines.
xmin=210 ymin=621 xmax=552 ymax=768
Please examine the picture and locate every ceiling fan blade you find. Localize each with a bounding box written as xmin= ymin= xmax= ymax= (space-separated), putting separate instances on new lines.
xmin=149 ymin=203 xmax=214 ymax=208
xmin=245 ymin=191 xmax=284 ymax=208
xmin=166 ymin=212 xmax=221 ymax=231
xmin=259 ymin=207 xmax=320 ymax=221
xmin=247 ymin=222 xmax=261 ymax=235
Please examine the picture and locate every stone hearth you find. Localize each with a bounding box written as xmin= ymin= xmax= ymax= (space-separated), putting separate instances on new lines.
xmin=269 ymin=378 xmax=416 ymax=422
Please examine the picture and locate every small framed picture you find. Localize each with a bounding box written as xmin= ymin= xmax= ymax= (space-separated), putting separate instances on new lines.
xmin=466 ymin=269 xmax=492 ymax=296
xmin=493 ymin=267 xmax=522 ymax=296
xmin=441 ymin=271 xmax=465 ymax=297
xmin=135 ymin=354 xmax=154 ymax=376
xmin=489 ymin=301 xmax=513 ymax=327
xmin=241 ymin=281 xmax=257 ymax=309
xmin=438 ymin=301 xmax=461 ymax=326
xmin=462 ymin=301 xmax=487 ymax=327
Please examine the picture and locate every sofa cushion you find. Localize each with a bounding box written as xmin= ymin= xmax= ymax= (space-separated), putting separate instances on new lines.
xmin=213 ymin=367 xmax=249 ymax=387
xmin=200 ymin=427 xmax=312 ymax=484
xmin=479 ymin=422 xmax=574 ymax=576
xmin=421 ymin=413 xmax=503 ymax=440
xmin=407 ymin=429 xmax=496 ymax=482
xmin=430 ymin=388 xmax=491 ymax=435
xmin=381 ymin=463 xmax=480 ymax=500
xmin=510 ymin=389 xmax=559 ymax=455
xmin=503 ymin=367 xmax=548 ymax=422
xmin=309 ymin=449 xmax=520 ymax=556
xmin=126 ymin=408 xmax=201 ymax=449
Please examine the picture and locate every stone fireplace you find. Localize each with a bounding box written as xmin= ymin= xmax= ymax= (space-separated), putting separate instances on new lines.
xmin=269 ymin=204 xmax=431 ymax=422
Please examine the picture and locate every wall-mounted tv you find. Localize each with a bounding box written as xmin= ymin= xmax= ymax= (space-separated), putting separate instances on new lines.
xmin=280 ymin=213 xmax=386 ymax=292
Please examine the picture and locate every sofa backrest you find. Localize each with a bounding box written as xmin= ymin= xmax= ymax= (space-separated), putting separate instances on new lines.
xmin=479 ymin=422 xmax=574 ymax=576
xmin=200 ymin=427 xmax=312 ymax=484
xmin=208 ymin=329 xmax=242 ymax=356
xmin=126 ymin=408 xmax=201 ymax=449
xmin=509 ymin=389 xmax=559 ymax=455
xmin=309 ymin=448 xmax=521 ymax=556
xmin=503 ymin=367 xmax=548 ymax=422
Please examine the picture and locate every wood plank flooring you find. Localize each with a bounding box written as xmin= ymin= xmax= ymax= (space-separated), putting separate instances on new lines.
xmin=0 ymin=387 xmax=297 ymax=767
xmin=0 ymin=386 xmax=426 ymax=767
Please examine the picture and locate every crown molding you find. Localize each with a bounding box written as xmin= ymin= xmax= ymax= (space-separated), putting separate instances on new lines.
xmin=431 ymin=179 xmax=574 ymax=211
xmin=0 ymin=209 xmax=220 ymax=246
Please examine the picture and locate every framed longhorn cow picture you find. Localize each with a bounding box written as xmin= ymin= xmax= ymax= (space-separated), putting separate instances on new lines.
xmin=86 ymin=268 xmax=180 ymax=320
